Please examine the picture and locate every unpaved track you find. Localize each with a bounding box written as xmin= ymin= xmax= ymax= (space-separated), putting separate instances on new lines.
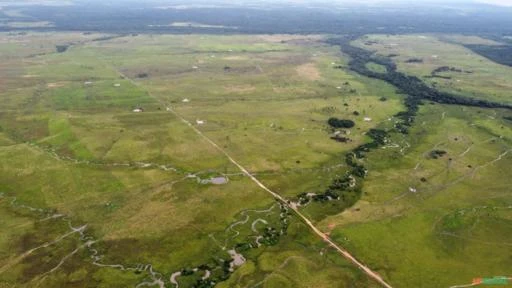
xmin=175 ymin=108 xmax=393 ymax=288
xmin=117 ymin=70 xmax=393 ymax=288
xmin=449 ymin=284 xmax=478 ymax=288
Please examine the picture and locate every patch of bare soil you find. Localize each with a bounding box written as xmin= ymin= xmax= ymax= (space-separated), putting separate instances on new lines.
xmin=296 ymin=63 xmax=321 ymax=81
xmin=47 ymin=82 xmax=66 ymax=88
xmin=223 ymin=56 xmax=248 ymax=61
xmin=224 ymin=85 xmax=256 ymax=93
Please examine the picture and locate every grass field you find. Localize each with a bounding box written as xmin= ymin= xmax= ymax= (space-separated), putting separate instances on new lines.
xmin=318 ymin=102 xmax=512 ymax=287
xmin=0 ymin=32 xmax=510 ymax=288
xmin=353 ymin=34 xmax=512 ymax=106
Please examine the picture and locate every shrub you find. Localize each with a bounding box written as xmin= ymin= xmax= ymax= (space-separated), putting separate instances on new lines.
xmin=56 ymin=45 xmax=69 ymax=53
xmin=328 ymin=117 xmax=355 ymax=128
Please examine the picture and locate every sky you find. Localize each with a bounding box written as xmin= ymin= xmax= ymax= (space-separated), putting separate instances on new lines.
xmin=477 ymin=0 xmax=512 ymax=5
xmin=274 ymin=0 xmax=512 ymax=5
xmin=2 ymin=0 xmax=512 ymax=7
xmin=149 ymin=0 xmax=512 ymax=7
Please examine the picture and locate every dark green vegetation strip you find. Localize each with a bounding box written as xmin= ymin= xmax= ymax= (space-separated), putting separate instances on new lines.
xmin=327 ymin=37 xmax=512 ymax=110
xmin=464 ymin=44 xmax=512 ymax=67
xmin=296 ymin=35 xmax=512 ymax=218
xmin=296 ymin=127 xmax=390 ymax=208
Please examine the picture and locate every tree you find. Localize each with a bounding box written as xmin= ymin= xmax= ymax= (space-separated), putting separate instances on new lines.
xmin=328 ymin=118 xmax=355 ymax=128
xmin=56 ymin=45 xmax=69 ymax=53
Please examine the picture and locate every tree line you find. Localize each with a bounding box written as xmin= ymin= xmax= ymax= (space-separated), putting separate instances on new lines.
xmin=327 ymin=36 xmax=512 ymax=111
xmin=293 ymin=35 xmax=512 ymax=215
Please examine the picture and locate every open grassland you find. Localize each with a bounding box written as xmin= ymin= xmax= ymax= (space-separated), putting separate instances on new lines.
xmin=0 ymin=32 xmax=510 ymax=288
xmin=353 ymin=34 xmax=512 ymax=106
xmin=0 ymin=32 xmax=400 ymax=287
xmin=318 ymin=103 xmax=512 ymax=287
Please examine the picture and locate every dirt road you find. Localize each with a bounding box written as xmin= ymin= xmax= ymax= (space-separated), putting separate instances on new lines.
xmin=117 ymin=70 xmax=393 ymax=288
xmin=172 ymin=110 xmax=394 ymax=288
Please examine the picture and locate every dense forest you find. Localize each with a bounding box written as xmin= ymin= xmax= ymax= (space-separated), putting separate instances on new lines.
xmin=2 ymin=1 xmax=512 ymax=35
xmin=464 ymin=44 xmax=512 ymax=67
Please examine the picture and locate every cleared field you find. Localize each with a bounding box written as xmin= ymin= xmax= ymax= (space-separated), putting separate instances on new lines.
xmin=0 ymin=32 xmax=398 ymax=287
xmin=0 ymin=32 xmax=510 ymax=288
